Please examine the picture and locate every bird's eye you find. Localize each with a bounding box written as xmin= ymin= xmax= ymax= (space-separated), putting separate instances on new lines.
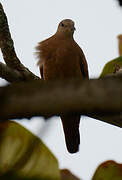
xmin=61 ymin=23 xmax=64 ymax=27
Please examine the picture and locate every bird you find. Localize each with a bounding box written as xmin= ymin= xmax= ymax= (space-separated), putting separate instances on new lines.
xmin=36 ymin=19 xmax=89 ymax=153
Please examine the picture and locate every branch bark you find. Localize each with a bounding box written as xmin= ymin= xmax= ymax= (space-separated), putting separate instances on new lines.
xmin=0 ymin=3 xmax=40 ymax=81
xmin=117 ymin=0 xmax=122 ymax=6
xmin=0 ymin=77 xmax=122 ymax=128
xmin=0 ymin=62 xmax=25 ymax=82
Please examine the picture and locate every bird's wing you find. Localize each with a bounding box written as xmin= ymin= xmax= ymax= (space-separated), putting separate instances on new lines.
xmin=40 ymin=66 xmax=43 ymax=79
xmin=79 ymin=54 xmax=89 ymax=78
xmin=78 ymin=46 xmax=89 ymax=78
xmin=74 ymin=41 xmax=89 ymax=78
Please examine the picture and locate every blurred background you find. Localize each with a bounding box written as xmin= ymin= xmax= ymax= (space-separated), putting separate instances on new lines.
xmin=0 ymin=0 xmax=122 ymax=180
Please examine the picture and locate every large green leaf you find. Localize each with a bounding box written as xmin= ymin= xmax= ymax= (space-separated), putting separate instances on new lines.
xmin=100 ymin=56 xmax=122 ymax=78
xmin=0 ymin=121 xmax=60 ymax=180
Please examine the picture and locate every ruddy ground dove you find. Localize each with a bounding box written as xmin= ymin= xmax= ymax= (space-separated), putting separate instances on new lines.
xmin=36 ymin=19 xmax=89 ymax=153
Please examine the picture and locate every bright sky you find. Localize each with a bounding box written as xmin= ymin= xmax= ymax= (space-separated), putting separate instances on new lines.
xmin=0 ymin=0 xmax=122 ymax=180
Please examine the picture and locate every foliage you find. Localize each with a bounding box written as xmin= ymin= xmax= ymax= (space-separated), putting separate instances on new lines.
xmin=100 ymin=56 xmax=122 ymax=77
xmin=0 ymin=121 xmax=60 ymax=180
xmin=92 ymin=161 xmax=122 ymax=180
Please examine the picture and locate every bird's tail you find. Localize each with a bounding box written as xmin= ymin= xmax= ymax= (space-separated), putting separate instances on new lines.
xmin=61 ymin=115 xmax=80 ymax=153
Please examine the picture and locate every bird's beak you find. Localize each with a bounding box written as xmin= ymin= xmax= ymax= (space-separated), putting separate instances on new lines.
xmin=71 ymin=27 xmax=76 ymax=32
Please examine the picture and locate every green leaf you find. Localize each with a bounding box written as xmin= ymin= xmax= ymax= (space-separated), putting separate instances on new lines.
xmin=99 ymin=56 xmax=122 ymax=78
xmin=0 ymin=121 xmax=60 ymax=180
xmin=92 ymin=160 xmax=122 ymax=180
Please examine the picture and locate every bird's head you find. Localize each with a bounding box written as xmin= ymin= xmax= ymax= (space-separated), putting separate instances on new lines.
xmin=56 ymin=19 xmax=76 ymax=38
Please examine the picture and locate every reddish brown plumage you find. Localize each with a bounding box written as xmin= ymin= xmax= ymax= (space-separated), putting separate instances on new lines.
xmin=36 ymin=19 xmax=89 ymax=153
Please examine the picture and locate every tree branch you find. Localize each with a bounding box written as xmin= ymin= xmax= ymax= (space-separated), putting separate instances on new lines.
xmin=88 ymin=113 xmax=122 ymax=128
xmin=0 ymin=62 xmax=25 ymax=82
xmin=117 ymin=0 xmax=122 ymax=6
xmin=0 ymin=77 xmax=122 ymax=128
xmin=0 ymin=3 xmax=40 ymax=81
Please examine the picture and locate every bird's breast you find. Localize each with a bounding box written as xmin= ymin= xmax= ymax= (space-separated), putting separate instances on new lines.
xmin=38 ymin=39 xmax=83 ymax=80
